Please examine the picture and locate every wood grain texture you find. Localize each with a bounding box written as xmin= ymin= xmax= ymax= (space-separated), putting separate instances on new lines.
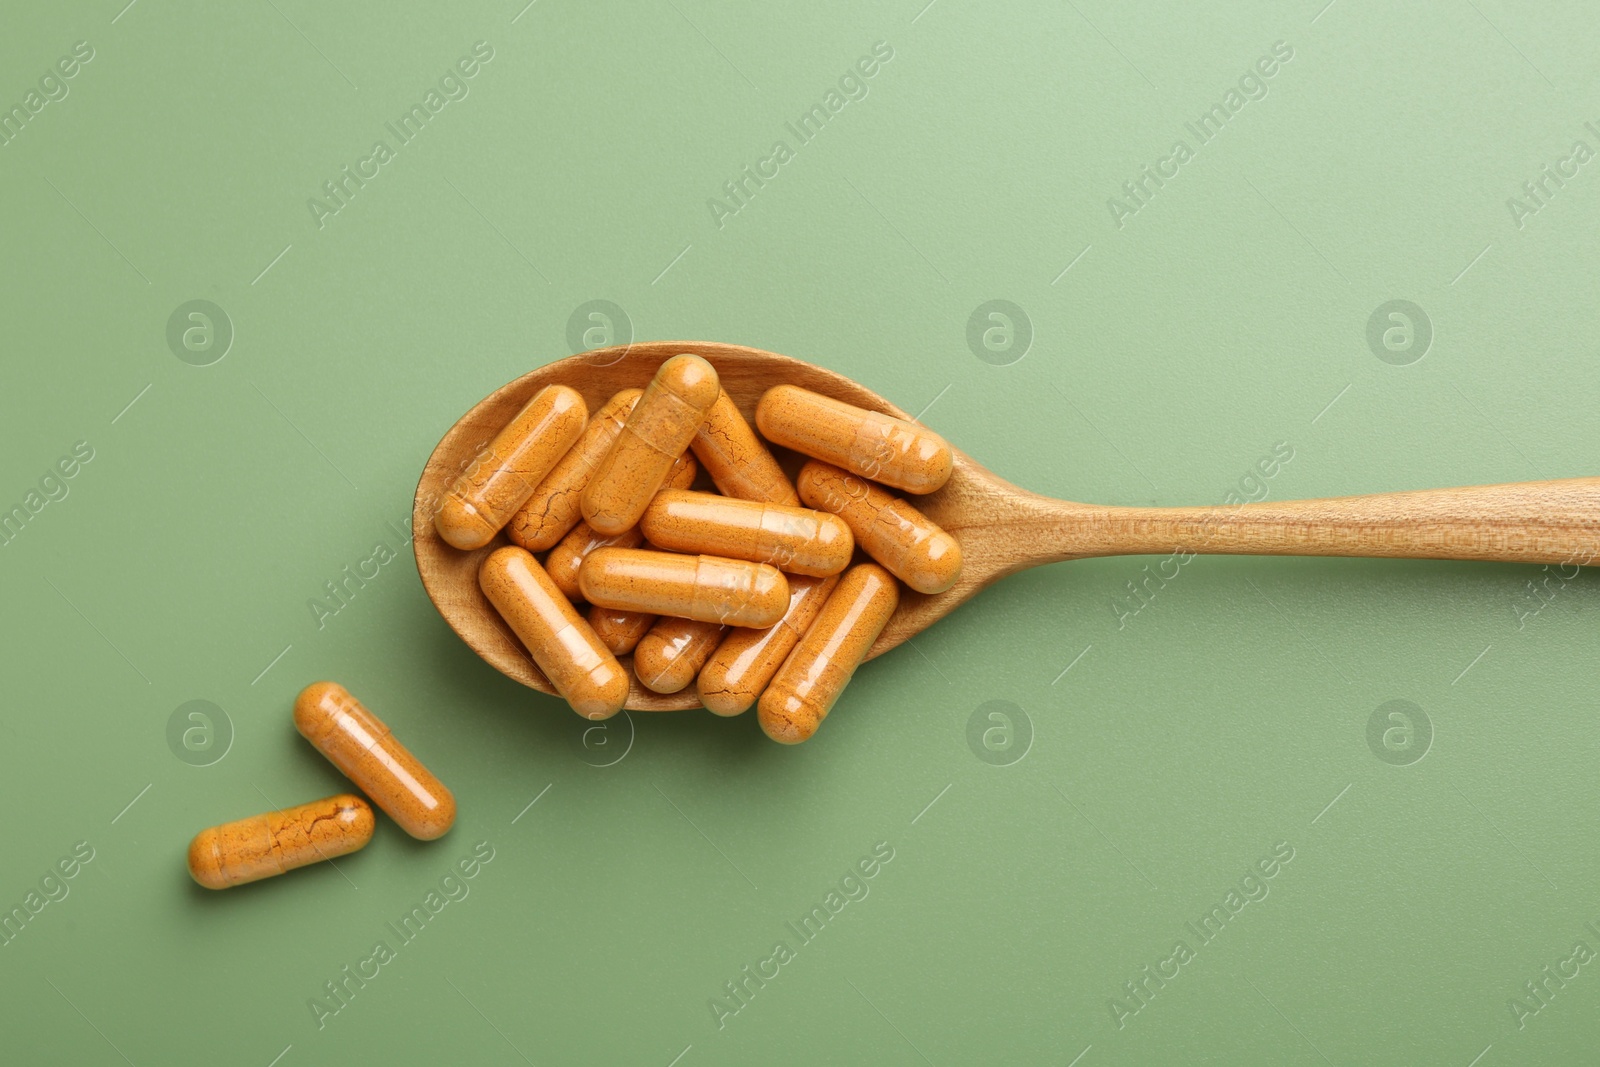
xmin=414 ymin=340 xmax=1600 ymax=711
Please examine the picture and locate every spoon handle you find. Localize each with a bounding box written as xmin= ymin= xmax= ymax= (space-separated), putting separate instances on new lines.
xmin=1045 ymin=478 xmax=1600 ymax=565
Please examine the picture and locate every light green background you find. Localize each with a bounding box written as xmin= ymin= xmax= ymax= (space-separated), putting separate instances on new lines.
xmin=2 ymin=1 xmax=1598 ymax=1064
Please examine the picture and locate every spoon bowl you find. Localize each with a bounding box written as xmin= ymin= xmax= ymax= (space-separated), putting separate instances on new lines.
xmin=413 ymin=341 xmax=1013 ymax=711
xmin=415 ymin=341 xmax=1600 ymax=712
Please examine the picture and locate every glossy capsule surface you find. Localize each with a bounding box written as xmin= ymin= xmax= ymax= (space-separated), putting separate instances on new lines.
xmin=641 ymin=490 xmax=853 ymax=578
xmin=479 ymin=546 xmax=630 ymax=719
xmin=758 ymin=563 xmax=899 ymax=744
xmin=508 ymin=389 xmax=642 ymax=551
xmin=187 ymin=794 xmax=374 ymax=890
xmin=756 ymin=385 xmax=952 ymax=495
xmin=435 ymin=385 xmax=588 ymax=550
xmin=697 ymin=573 xmax=838 ymax=717
xmin=578 ymin=547 xmax=789 ymax=628
xmin=588 ymin=604 xmax=656 ymax=655
xmin=545 ymin=453 xmax=696 ymax=601
xmin=690 ymin=389 xmax=798 ymax=504
xmin=632 ymin=617 xmax=725 ymax=694
xmin=797 ymin=461 xmax=962 ymax=594
xmin=582 ymin=354 xmax=720 ymax=535
xmin=293 ymin=682 xmax=456 ymax=841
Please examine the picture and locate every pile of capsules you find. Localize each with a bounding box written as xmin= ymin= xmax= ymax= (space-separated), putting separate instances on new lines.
xmin=187 ymin=682 xmax=455 ymax=889
xmin=436 ymin=353 xmax=962 ymax=743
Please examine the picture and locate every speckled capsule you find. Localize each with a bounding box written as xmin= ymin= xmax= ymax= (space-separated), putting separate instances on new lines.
xmin=797 ymin=461 xmax=962 ymax=594
xmin=582 ymin=354 xmax=720 ymax=535
xmin=758 ymin=563 xmax=899 ymax=744
xmin=435 ymin=385 xmax=588 ymax=550
xmin=632 ymin=617 xmax=726 ymax=694
xmin=690 ymin=389 xmax=798 ymax=504
xmin=545 ymin=453 xmax=697 ymax=601
xmin=756 ymin=385 xmax=952 ymax=495
xmin=697 ymin=573 xmax=839 ymax=717
xmin=578 ymin=547 xmax=789 ymax=628
xmin=479 ymin=545 xmax=630 ymax=719
xmin=641 ymin=490 xmax=854 ymax=578
xmin=588 ymin=604 xmax=656 ymax=655
xmin=187 ymin=794 xmax=375 ymax=890
xmin=293 ymin=682 xmax=456 ymax=841
xmin=508 ymin=389 xmax=642 ymax=551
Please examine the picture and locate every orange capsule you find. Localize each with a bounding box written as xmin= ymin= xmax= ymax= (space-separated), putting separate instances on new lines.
xmin=478 ymin=546 xmax=630 ymax=719
xmin=690 ymin=389 xmax=798 ymax=504
xmin=641 ymin=490 xmax=853 ymax=578
xmin=633 ymin=617 xmax=726 ymax=694
xmin=758 ymin=563 xmax=899 ymax=744
xmin=697 ymin=573 xmax=839 ymax=716
xmin=578 ymin=547 xmax=788 ymax=628
xmin=293 ymin=682 xmax=456 ymax=841
xmin=797 ymin=461 xmax=962 ymax=594
xmin=545 ymin=453 xmax=697 ymax=601
xmin=435 ymin=385 xmax=588 ymax=549
xmin=187 ymin=794 xmax=375 ymax=890
xmin=507 ymin=389 xmax=643 ymax=552
xmin=588 ymin=604 xmax=656 ymax=655
xmin=582 ymin=354 xmax=720 ymax=535
xmin=756 ymin=385 xmax=952 ymax=495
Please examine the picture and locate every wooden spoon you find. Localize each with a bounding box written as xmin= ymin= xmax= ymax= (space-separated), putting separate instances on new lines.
xmin=413 ymin=341 xmax=1600 ymax=711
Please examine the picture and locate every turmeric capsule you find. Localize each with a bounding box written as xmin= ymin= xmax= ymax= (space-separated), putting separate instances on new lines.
xmin=690 ymin=389 xmax=798 ymax=504
xmin=578 ymin=547 xmax=789 ymax=628
xmin=545 ymin=453 xmax=697 ymax=601
xmin=697 ymin=573 xmax=839 ymax=716
xmin=633 ymin=618 xmax=726 ymax=694
xmin=479 ymin=545 xmax=630 ymax=720
xmin=435 ymin=385 xmax=588 ymax=550
xmin=187 ymin=794 xmax=374 ymax=890
xmin=797 ymin=461 xmax=962 ymax=594
xmin=641 ymin=490 xmax=854 ymax=578
xmin=508 ymin=389 xmax=642 ymax=551
xmin=758 ymin=563 xmax=899 ymax=744
xmin=293 ymin=682 xmax=456 ymax=841
xmin=582 ymin=354 xmax=720 ymax=535
xmin=588 ymin=604 xmax=656 ymax=655
xmin=756 ymin=385 xmax=953 ymax=495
